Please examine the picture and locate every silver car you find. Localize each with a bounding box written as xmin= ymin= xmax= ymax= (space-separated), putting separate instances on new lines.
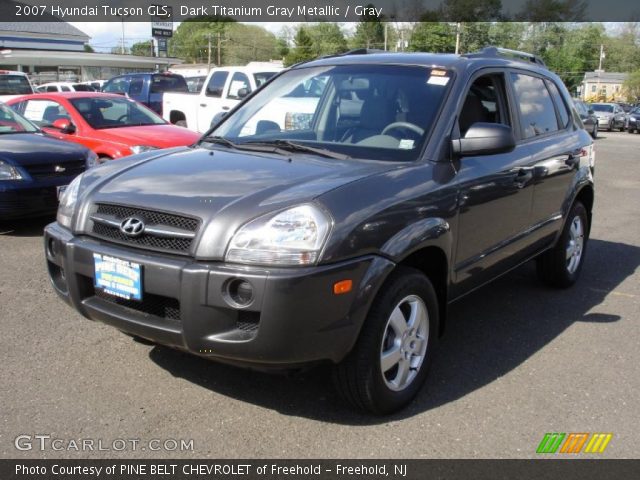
xmin=590 ymin=103 xmax=626 ymax=131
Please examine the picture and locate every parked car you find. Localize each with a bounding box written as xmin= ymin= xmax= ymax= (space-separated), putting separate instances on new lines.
xmin=626 ymin=106 xmax=640 ymax=133
xmin=81 ymin=80 xmax=106 ymax=91
xmin=0 ymin=70 xmax=34 ymax=101
xmin=36 ymin=82 xmax=95 ymax=93
xmin=163 ymin=65 xmax=281 ymax=132
xmin=573 ymin=99 xmax=598 ymax=138
xmin=590 ymin=102 xmax=626 ymax=131
xmin=102 ymin=72 xmax=188 ymax=116
xmin=0 ymin=102 xmax=96 ymax=219
xmin=8 ymin=93 xmax=201 ymax=161
xmin=44 ymin=47 xmax=594 ymax=414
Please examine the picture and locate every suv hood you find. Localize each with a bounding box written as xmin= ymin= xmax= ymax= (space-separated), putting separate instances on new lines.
xmin=90 ymin=145 xmax=396 ymax=222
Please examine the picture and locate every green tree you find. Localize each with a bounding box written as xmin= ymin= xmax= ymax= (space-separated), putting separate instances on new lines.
xmin=168 ymin=17 xmax=232 ymax=64
xmin=351 ymin=4 xmax=385 ymax=49
xmin=284 ymin=27 xmax=314 ymax=66
xmin=488 ymin=22 xmax=527 ymax=50
xmin=83 ymin=44 xmax=94 ymax=53
xmin=518 ymin=0 xmax=586 ymax=21
xmin=623 ymin=70 xmax=640 ymax=102
xmin=223 ymin=23 xmax=278 ymax=65
xmin=408 ymin=22 xmax=456 ymax=53
xmin=306 ymin=23 xmax=348 ymax=57
xmin=130 ymin=40 xmax=153 ymax=57
xmin=440 ymin=0 xmax=503 ymax=21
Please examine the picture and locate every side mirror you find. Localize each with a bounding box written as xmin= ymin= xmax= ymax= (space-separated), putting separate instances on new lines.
xmin=237 ymin=87 xmax=250 ymax=99
xmin=52 ymin=118 xmax=76 ymax=134
xmin=452 ymin=122 xmax=515 ymax=157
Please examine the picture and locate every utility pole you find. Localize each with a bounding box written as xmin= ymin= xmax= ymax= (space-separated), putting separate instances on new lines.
xmin=384 ymin=23 xmax=388 ymax=51
xmin=597 ymin=44 xmax=604 ymax=100
xmin=217 ymin=31 xmax=221 ymax=66
xmin=455 ymin=22 xmax=461 ymax=54
xmin=207 ymin=33 xmax=212 ymax=71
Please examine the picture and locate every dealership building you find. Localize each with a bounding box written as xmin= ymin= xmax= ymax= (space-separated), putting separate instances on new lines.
xmin=0 ymin=22 xmax=181 ymax=84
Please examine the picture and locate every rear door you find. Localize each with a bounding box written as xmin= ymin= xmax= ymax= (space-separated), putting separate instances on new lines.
xmin=512 ymin=73 xmax=586 ymax=247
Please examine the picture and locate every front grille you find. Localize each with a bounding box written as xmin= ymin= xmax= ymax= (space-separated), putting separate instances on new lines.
xmin=94 ymin=288 xmax=181 ymax=321
xmin=89 ymin=203 xmax=200 ymax=255
xmin=24 ymin=160 xmax=86 ymax=180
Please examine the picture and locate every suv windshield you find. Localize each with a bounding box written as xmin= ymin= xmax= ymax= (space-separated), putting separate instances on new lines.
xmin=0 ymin=104 xmax=39 ymax=134
xmin=0 ymin=74 xmax=32 ymax=95
xmin=211 ymin=64 xmax=452 ymax=162
xmin=70 ymin=97 xmax=166 ymax=129
xmin=591 ymin=104 xmax=613 ymax=112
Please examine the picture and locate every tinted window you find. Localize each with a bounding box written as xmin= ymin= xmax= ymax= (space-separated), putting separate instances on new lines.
xmin=0 ymin=75 xmax=32 ymax=95
xmin=60 ymin=85 xmax=71 ymax=92
xmin=206 ymin=71 xmax=229 ymax=98
xmin=129 ymin=78 xmax=144 ymax=96
xmin=227 ymin=72 xmax=250 ymax=99
xmin=546 ymin=80 xmax=570 ymax=128
xmin=72 ymin=84 xmax=94 ymax=92
xmin=591 ymin=104 xmax=613 ymax=113
xmin=459 ymin=74 xmax=509 ymax=136
xmin=46 ymin=86 xmax=57 ymax=92
xmin=150 ymin=75 xmax=188 ymax=94
xmin=103 ymin=77 xmax=129 ymax=94
xmin=254 ymin=72 xmax=277 ymax=87
xmin=510 ymin=73 xmax=558 ymax=138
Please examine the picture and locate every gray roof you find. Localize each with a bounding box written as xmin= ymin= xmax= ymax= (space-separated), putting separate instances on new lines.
xmin=0 ymin=22 xmax=89 ymax=40
xmin=583 ymin=71 xmax=628 ymax=83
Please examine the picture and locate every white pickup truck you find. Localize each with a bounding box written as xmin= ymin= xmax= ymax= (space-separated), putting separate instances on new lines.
xmin=0 ymin=70 xmax=35 ymax=102
xmin=163 ymin=65 xmax=282 ymax=133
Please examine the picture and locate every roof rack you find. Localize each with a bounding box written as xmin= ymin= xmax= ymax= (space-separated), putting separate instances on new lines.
xmin=463 ymin=47 xmax=546 ymax=67
xmin=290 ymin=48 xmax=388 ymax=69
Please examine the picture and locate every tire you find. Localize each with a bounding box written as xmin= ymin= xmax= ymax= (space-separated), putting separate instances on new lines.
xmin=591 ymin=124 xmax=598 ymax=139
xmin=175 ymin=120 xmax=187 ymax=128
xmin=628 ymin=128 xmax=635 ymax=134
xmin=607 ymin=121 xmax=612 ymax=132
xmin=333 ymin=267 xmax=439 ymax=414
xmin=536 ymin=201 xmax=589 ymax=288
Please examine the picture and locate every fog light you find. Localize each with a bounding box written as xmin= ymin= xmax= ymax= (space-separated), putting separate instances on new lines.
xmin=225 ymin=279 xmax=254 ymax=307
xmin=47 ymin=238 xmax=57 ymax=258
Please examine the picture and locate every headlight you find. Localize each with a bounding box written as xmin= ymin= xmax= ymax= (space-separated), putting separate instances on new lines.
xmin=130 ymin=145 xmax=158 ymax=155
xmin=86 ymin=150 xmax=99 ymax=169
xmin=56 ymin=173 xmax=84 ymax=229
xmin=630 ymin=116 xmax=637 ymax=121
xmin=0 ymin=160 xmax=23 ymax=180
xmin=225 ymin=204 xmax=332 ymax=266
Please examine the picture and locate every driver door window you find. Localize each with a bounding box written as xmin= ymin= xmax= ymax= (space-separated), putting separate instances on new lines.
xmin=458 ymin=75 xmax=509 ymax=136
xmin=206 ymin=72 xmax=229 ymax=98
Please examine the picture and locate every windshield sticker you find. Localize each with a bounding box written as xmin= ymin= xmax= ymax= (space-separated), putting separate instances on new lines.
xmin=431 ymin=69 xmax=448 ymax=76
xmin=398 ymin=139 xmax=415 ymax=149
xmin=427 ymin=76 xmax=450 ymax=86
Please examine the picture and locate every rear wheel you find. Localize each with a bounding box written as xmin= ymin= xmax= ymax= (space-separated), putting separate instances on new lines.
xmin=628 ymin=128 xmax=635 ymax=134
xmin=536 ymin=201 xmax=589 ymax=288
xmin=591 ymin=124 xmax=598 ymax=139
xmin=333 ymin=267 xmax=438 ymax=414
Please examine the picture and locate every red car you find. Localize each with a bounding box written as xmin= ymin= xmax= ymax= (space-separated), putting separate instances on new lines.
xmin=7 ymin=92 xmax=201 ymax=162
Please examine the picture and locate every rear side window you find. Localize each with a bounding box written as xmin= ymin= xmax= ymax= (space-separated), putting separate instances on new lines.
xmin=546 ymin=80 xmax=570 ymax=128
xmin=150 ymin=75 xmax=188 ymax=94
xmin=206 ymin=71 xmax=229 ymax=98
xmin=0 ymin=74 xmax=32 ymax=95
xmin=129 ymin=78 xmax=144 ymax=96
xmin=510 ymin=73 xmax=559 ymax=138
xmin=103 ymin=77 xmax=129 ymax=94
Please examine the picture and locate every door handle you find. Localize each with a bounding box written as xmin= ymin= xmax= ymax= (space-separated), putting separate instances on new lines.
xmin=222 ymin=106 xmax=230 ymax=111
xmin=199 ymin=103 xmax=207 ymax=107
xmin=514 ymin=167 xmax=533 ymax=186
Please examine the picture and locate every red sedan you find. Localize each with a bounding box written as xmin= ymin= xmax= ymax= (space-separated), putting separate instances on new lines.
xmin=7 ymin=92 xmax=201 ymax=162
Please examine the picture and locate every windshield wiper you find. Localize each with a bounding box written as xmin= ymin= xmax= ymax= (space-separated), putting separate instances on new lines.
xmin=200 ymin=136 xmax=291 ymax=154
xmin=244 ymin=140 xmax=350 ymax=160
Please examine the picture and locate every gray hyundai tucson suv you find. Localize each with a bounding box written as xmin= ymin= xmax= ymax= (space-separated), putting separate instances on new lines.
xmin=45 ymin=47 xmax=594 ymax=414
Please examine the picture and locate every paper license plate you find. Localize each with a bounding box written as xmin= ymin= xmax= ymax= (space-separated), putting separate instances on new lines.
xmin=93 ymin=253 xmax=142 ymax=301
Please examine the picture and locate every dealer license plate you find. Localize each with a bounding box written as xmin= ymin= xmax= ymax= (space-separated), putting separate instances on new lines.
xmin=93 ymin=253 xmax=142 ymax=301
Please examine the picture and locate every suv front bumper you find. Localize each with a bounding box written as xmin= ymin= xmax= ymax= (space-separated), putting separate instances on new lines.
xmin=44 ymin=222 xmax=394 ymax=368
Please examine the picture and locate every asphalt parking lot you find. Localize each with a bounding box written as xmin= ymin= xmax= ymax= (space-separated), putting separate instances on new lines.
xmin=1 ymin=132 xmax=638 ymax=459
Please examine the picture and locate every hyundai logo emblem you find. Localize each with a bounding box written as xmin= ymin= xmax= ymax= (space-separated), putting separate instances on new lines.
xmin=119 ymin=217 xmax=145 ymax=237
xmin=54 ymin=165 xmax=66 ymax=173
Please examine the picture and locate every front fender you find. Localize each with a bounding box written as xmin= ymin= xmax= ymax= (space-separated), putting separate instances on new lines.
xmin=380 ymin=217 xmax=452 ymax=263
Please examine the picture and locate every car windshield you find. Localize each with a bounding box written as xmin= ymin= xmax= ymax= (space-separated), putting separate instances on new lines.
xmin=0 ymin=103 xmax=39 ymax=134
xmin=591 ymin=104 xmax=613 ymax=112
xmin=0 ymin=74 xmax=32 ymax=95
xmin=69 ymin=97 xmax=166 ymax=129
xmin=210 ymin=64 xmax=452 ymax=162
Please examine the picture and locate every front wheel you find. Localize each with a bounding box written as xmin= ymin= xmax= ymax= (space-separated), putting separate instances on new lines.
xmin=333 ymin=267 xmax=439 ymax=414
xmin=591 ymin=124 xmax=598 ymax=139
xmin=536 ymin=201 xmax=589 ymax=288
